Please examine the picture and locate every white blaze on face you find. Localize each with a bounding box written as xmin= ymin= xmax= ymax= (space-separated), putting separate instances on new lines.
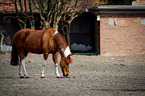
xmin=63 ymin=46 xmax=71 ymax=58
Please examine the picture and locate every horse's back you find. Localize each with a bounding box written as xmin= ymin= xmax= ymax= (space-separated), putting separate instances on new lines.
xmin=13 ymin=29 xmax=31 ymax=42
xmin=13 ymin=28 xmax=60 ymax=54
xmin=13 ymin=29 xmax=32 ymax=48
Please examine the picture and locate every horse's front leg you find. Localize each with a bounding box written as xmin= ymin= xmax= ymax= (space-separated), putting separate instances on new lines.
xmin=53 ymin=52 xmax=60 ymax=77
xmin=41 ymin=53 xmax=48 ymax=78
xmin=41 ymin=58 xmax=47 ymax=78
xmin=55 ymin=63 xmax=60 ymax=77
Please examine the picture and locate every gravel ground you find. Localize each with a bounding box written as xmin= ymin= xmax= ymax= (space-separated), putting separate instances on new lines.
xmin=0 ymin=53 xmax=145 ymax=96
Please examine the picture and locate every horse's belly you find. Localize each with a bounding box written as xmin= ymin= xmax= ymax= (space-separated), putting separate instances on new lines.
xmin=25 ymin=45 xmax=43 ymax=54
xmin=28 ymin=47 xmax=43 ymax=54
xmin=24 ymin=39 xmax=43 ymax=54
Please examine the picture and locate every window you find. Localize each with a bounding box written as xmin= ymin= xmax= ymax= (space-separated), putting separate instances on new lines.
xmin=141 ymin=20 xmax=145 ymax=25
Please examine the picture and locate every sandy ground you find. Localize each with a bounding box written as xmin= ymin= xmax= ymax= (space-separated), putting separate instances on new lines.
xmin=0 ymin=53 xmax=145 ymax=96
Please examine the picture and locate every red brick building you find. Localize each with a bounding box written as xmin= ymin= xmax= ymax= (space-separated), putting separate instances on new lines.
xmin=90 ymin=5 xmax=145 ymax=55
xmin=1 ymin=0 xmax=145 ymax=55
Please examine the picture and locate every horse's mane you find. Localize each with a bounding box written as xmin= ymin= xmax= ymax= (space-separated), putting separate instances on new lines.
xmin=44 ymin=27 xmax=71 ymax=57
xmin=53 ymin=30 xmax=71 ymax=57
xmin=53 ymin=32 xmax=68 ymax=51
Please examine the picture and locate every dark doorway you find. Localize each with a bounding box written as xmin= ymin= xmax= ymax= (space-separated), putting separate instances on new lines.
xmin=0 ymin=16 xmax=20 ymax=45
xmin=95 ymin=20 xmax=100 ymax=55
xmin=70 ymin=12 xmax=96 ymax=53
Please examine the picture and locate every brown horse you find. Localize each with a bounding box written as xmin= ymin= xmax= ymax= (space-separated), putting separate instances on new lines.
xmin=10 ymin=27 xmax=73 ymax=78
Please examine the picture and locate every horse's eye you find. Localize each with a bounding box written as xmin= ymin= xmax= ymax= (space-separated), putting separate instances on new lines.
xmin=66 ymin=63 xmax=69 ymax=65
xmin=64 ymin=59 xmax=69 ymax=65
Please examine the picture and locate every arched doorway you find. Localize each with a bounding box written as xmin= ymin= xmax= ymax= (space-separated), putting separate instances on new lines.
xmin=70 ymin=12 xmax=97 ymax=53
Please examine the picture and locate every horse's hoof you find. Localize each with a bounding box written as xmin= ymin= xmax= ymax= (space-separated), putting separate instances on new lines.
xmin=62 ymin=76 xmax=70 ymax=78
xmin=20 ymin=76 xmax=24 ymax=78
xmin=25 ymin=76 xmax=30 ymax=78
xmin=41 ymin=76 xmax=45 ymax=78
xmin=56 ymin=76 xmax=61 ymax=78
xmin=65 ymin=76 xmax=70 ymax=78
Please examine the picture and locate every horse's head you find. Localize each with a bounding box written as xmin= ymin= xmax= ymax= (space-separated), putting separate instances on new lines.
xmin=60 ymin=55 xmax=73 ymax=77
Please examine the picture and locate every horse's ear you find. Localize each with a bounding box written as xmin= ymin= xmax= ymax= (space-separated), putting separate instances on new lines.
xmin=68 ymin=54 xmax=73 ymax=58
xmin=70 ymin=54 xmax=73 ymax=56
xmin=69 ymin=54 xmax=73 ymax=64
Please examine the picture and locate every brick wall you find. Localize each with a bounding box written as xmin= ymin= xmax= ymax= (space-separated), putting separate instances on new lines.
xmin=100 ymin=13 xmax=145 ymax=55
xmin=132 ymin=0 xmax=145 ymax=6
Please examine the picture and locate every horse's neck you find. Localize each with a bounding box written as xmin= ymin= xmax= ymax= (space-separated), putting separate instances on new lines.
xmin=53 ymin=31 xmax=71 ymax=58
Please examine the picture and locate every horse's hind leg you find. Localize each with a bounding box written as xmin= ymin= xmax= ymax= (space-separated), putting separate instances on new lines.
xmin=21 ymin=58 xmax=29 ymax=78
xmin=19 ymin=49 xmax=29 ymax=78
xmin=52 ymin=52 xmax=60 ymax=77
xmin=19 ymin=59 xmax=29 ymax=78
xmin=19 ymin=61 xmax=24 ymax=78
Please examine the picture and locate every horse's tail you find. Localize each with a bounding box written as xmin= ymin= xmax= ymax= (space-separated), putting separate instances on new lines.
xmin=10 ymin=42 xmax=19 ymax=66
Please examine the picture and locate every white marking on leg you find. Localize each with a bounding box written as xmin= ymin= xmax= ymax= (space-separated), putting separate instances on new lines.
xmin=19 ymin=62 xmax=23 ymax=77
xmin=21 ymin=59 xmax=29 ymax=77
xmin=55 ymin=63 xmax=60 ymax=77
xmin=41 ymin=59 xmax=47 ymax=78
xmin=63 ymin=46 xmax=71 ymax=58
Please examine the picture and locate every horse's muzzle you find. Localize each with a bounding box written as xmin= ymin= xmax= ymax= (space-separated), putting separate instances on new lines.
xmin=63 ymin=73 xmax=69 ymax=77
